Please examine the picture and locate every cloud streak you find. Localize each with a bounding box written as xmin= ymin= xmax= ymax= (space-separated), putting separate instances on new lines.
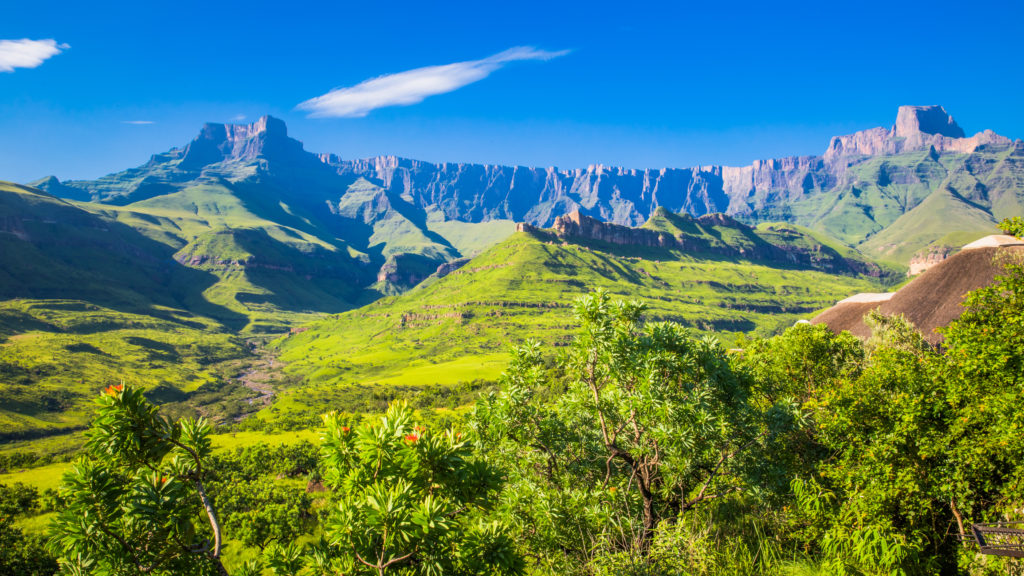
xmin=0 ymin=39 xmax=69 ymax=73
xmin=298 ymin=46 xmax=569 ymax=118
xmin=121 ymin=120 xmax=155 ymax=125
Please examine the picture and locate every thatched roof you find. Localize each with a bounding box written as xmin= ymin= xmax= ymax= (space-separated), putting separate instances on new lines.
xmin=812 ymin=237 xmax=1024 ymax=344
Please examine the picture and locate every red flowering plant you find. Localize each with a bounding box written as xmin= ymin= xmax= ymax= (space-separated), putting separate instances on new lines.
xmin=316 ymin=402 xmax=522 ymax=576
xmin=48 ymin=383 xmax=228 ymax=576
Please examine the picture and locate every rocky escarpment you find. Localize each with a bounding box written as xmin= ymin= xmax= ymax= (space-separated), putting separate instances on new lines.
xmin=518 ymin=209 xmax=886 ymax=277
xmin=319 ymin=105 xmax=1016 ymax=230
xmin=37 ymin=106 xmax=1022 ymax=272
xmin=548 ymin=210 xmax=762 ymax=255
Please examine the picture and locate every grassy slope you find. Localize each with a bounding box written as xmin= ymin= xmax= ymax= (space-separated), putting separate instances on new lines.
xmin=0 ymin=182 xmax=259 ymax=437
xmin=759 ymin=146 xmax=1023 ymax=263
xmin=424 ymin=208 xmax=516 ymax=257
xmin=271 ymin=231 xmax=881 ymax=417
xmin=858 ymin=187 xmax=1000 ymax=263
xmin=0 ymin=299 xmax=246 ymax=437
xmin=87 ymin=182 xmax=373 ymax=332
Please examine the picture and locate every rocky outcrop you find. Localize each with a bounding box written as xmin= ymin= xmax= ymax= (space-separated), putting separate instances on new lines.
xmin=894 ymin=105 xmax=964 ymax=139
xmin=907 ymin=246 xmax=954 ymax=276
xmin=180 ymin=116 xmax=305 ymax=168
xmin=553 ymin=211 xmax=676 ymax=247
xmin=321 ymin=105 xmax=1016 ymax=229
xmin=434 ymin=258 xmax=470 ymax=278
xmin=376 ymin=253 xmax=448 ymax=290
xmin=824 ymin=105 xmax=1011 ymax=163
xmin=46 ymin=106 xmax=1022 ymax=273
xmin=518 ymin=209 xmax=891 ymax=278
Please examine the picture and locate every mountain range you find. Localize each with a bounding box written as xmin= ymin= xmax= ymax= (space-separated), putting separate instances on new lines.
xmin=33 ymin=105 xmax=1022 ymax=273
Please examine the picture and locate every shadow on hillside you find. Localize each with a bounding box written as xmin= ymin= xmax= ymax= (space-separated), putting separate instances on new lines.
xmin=227 ymin=227 xmax=373 ymax=317
xmin=0 ymin=186 xmax=249 ymax=331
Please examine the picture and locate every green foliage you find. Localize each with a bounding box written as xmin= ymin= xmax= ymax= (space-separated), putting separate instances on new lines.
xmin=778 ymin=260 xmax=1024 ymax=574
xmin=0 ymin=481 xmax=40 ymax=517
xmin=735 ymin=323 xmax=864 ymax=499
xmin=1000 ymin=216 xmax=1024 ymax=239
xmin=0 ymin=298 xmax=248 ymax=439
xmin=0 ymin=515 xmax=57 ymax=576
xmin=474 ymin=290 xmax=760 ymax=572
xmin=208 ymin=441 xmax=320 ymax=554
xmin=218 ymin=477 xmax=315 ymax=552
xmin=48 ymin=384 xmax=229 ymax=575
xmin=316 ymin=403 xmax=523 ymax=575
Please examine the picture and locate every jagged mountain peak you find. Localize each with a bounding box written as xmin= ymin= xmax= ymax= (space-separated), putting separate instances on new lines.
xmin=180 ymin=115 xmax=305 ymax=168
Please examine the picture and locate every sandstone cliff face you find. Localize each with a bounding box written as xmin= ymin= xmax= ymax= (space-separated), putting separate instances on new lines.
xmin=181 ymin=116 xmax=305 ymax=168
xmin=42 ymin=107 xmax=1022 ymax=275
xmin=549 ymin=210 xmax=783 ymax=259
xmin=823 ymin=106 xmax=1010 ymax=163
xmin=894 ymin=105 xmax=965 ymax=139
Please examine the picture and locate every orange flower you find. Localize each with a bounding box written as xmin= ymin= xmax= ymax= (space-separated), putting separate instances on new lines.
xmin=104 ymin=384 xmax=123 ymax=397
xmin=341 ymin=426 xmax=350 ymax=434
xmin=404 ymin=433 xmax=419 ymax=443
xmin=609 ymin=486 xmax=618 ymax=494
xmin=160 ymin=476 xmax=168 ymax=484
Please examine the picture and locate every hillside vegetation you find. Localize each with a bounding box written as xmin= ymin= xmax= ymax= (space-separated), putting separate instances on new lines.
xmin=271 ymin=228 xmax=884 ymax=420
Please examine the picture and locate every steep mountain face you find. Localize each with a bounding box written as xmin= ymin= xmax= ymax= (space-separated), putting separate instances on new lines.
xmin=0 ymin=181 xmax=242 ymax=325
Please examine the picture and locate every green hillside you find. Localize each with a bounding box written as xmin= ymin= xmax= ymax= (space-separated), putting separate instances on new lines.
xmin=0 ymin=299 xmax=247 ymax=439
xmin=858 ymin=186 xmax=1000 ymax=263
xmin=760 ymin=145 xmax=1022 ymax=262
xmin=270 ymin=229 xmax=884 ymax=419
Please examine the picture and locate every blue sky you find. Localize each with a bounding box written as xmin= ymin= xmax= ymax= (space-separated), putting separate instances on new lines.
xmin=2 ymin=0 xmax=1022 ymax=183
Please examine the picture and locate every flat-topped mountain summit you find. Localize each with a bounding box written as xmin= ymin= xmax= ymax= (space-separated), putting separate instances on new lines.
xmin=823 ymin=104 xmax=1009 ymax=161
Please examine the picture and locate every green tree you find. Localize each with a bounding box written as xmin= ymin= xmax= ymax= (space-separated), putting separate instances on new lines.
xmin=217 ymin=477 xmax=314 ymax=551
xmin=735 ymin=322 xmax=864 ymax=498
xmin=316 ymin=402 xmax=523 ymax=576
xmin=474 ymin=291 xmax=758 ymax=572
xmin=999 ymin=216 xmax=1024 ymax=238
xmin=0 ymin=482 xmax=58 ymax=576
xmin=785 ymin=262 xmax=1024 ymax=574
xmin=48 ymin=383 xmax=229 ymax=575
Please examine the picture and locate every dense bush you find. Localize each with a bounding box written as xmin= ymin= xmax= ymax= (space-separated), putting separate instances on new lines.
xmin=473 ymin=291 xmax=767 ymax=573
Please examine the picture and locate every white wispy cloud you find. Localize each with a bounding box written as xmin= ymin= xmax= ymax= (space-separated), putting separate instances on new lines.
xmin=298 ymin=46 xmax=569 ymax=118
xmin=121 ymin=120 xmax=155 ymax=125
xmin=231 ymin=114 xmax=247 ymax=121
xmin=0 ymin=39 xmax=69 ymax=73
